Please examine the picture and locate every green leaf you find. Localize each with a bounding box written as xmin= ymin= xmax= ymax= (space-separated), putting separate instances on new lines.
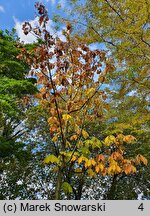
xmin=91 ymin=137 xmax=102 ymax=148
xmin=44 ymin=155 xmax=59 ymax=164
xmin=104 ymin=135 xmax=116 ymax=146
xmin=62 ymin=182 xmax=73 ymax=194
xmin=79 ymin=147 xmax=90 ymax=156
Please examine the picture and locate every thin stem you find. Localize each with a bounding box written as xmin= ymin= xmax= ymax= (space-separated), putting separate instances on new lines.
xmin=47 ymin=62 xmax=66 ymax=149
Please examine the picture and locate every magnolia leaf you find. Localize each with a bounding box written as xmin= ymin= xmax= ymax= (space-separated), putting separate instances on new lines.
xmin=87 ymin=168 xmax=95 ymax=177
xmin=77 ymin=140 xmax=83 ymax=147
xmin=78 ymin=155 xmax=87 ymax=164
xmin=48 ymin=116 xmax=57 ymax=125
xmin=49 ymin=125 xmax=58 ymax=134
xmin=111 ymin=151 xmax=123 ymax=160
xmin=85 ymin=159 xmax=96 ymax=168
xmin=84 ymin=140 xmax=93 ymax=147
xmin=116 ymin=134 xmax=124 ymax=144
xmin=95 ymin=165 xmax=100 ymax=173
xmin=52 ymin=135 xmax=57 ymax=142
xmin=71 ymin=155 xmax=77 ymax=162
xmin=62 ymin=114 xmax=72 ymax=121
xmin=99 ymin=163 xmax=104 ymax=172
xmin=96 ymin=154 xmax=105 ymax=162
xmin=85 ymin=159 xmax=92 ymax=168
xmin=124 ymin=164 xmax=136 ymax=174
xmin=108 ymin=164 xmax=116 ymax=175
xmin=123 ymin=135 xmax=136 ymax=144
xmin=91 ymin=159 xmax=96 ymax=166
xmin=136 ymin=154 xmax=148 ymax=166
xmin=82 ymin=129 xmax=89 ymax=139
xmin=91 ymin=137 xmax=102 ymax=148
xmin=75 ymin=168 xmax=82 ymax=174
xmin=60 ymin=151 xmax=66 ymax=157
xmin=44 ymin=155 xmax=59 ymax=164
xmin=79 ymin=147 xmax=90 ymax=156
xmin=104 ymin=135 xmax=116 ymax=146
xmin=78 ymin=156 xmax=84 ymax=164
xmin=116 ymin=165 xmax=122 ymax=173
xmin=62 ymin=182 xmax=73 ymax=194
xmin=102 ymin=168 xmax=107 ymax=176
xmin=86 ymin=88 xmax=95 ymax=97
xmin=70 ymin=134 xmax=78 ymax=141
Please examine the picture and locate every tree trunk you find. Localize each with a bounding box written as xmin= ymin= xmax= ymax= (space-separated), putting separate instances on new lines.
xmin=106 ymin=174 xmax=118 ymax=199
xmin=54 ymin=168 xmax=62 ymax=200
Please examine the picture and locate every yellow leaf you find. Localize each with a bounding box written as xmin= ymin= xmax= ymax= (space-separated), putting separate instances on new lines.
xmin=78 ymin=155 xmax=84 ymax=164
xmin=71 ymin=155 xmax=77 ymax=162
xmin=95 ymin=163 xmax=104 ymax=173
xmin=123 ymin=135 xmax=136 ymax=144
xmin=44 ymin=155 xmax=59 ymax=164
xmin=99 ymin=163 xmax=104 ymax=172
xmin=85 ymin=159 xmax=92 ymax=168
xmin=52 ymin=135 xmax=57 ymax=142
xmin=91 ymin=159 xmax=96 ymax=166
xmin=131 ymin=165 xmax=136 ymax=173
xmin=104 ymin=135 xmax=116 ymax=146
xmin=60 ymin=151 xmax=66 ymax=156
xmin=48 ymin=117 xmax=57 ymax=125
xmin=95 ymin=165 xmax=100 ymax=173
xmin=50 ymin=108 xmax=56 ymax=116
xmin=77 ymin=140 xmax=83 ymax=147
xmin=107 ymin=167 xmax=113 ymax=175
xmin=90 ymin=137 xmax=102 ymax=148
xmin=85 ymin=159 xmax=96 ymax=167
xmin=116 ymin=165 xmax=122 ymax=173
xmin=82 ymin=129 xmax=89 ymax=139
xmin=87 ymin=168 xmax=95 ymax=177
xmin=74 ymin=124 xmax=81 ymax=135
xmin=70 ymin=134 xmax=78 ymax=141
xmin=86 ymin=88 xmax=95 ymax=97
xmin=68 ymin=86 xmax=72 ymax=95
xmin=62 ymin=114 xmax=72 ymax=121
xmin=75 ymin=168 xmax=82 ymax=175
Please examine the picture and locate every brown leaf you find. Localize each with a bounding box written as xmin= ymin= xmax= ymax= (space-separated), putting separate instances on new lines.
xmin=96 ymin=154 xmax=105 ymax=162
xmin=39 ymin=16 xmax=44 ymax=26
xmin=66 ymin=22 xmax=72 ymax=34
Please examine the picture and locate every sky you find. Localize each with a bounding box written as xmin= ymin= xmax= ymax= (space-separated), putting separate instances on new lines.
xmin=0 ymin=0 xmax=67 ymax=42
xmin=0 ymin=0 xmax=107 ymax=49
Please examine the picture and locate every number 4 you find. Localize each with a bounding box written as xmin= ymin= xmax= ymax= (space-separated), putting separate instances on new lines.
xmin=138 ymin=203 xmax=144 ymax=211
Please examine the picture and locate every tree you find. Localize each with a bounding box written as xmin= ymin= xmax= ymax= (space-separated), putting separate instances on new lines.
xmin=0 ymin=30 xmax=37 ymax=198
xmin=0 ymin=30 xmax=37 ymax=157
xmin=59 ymin=0 xmax=150 ymax=199
xmin=66 ymin=1 xmax=149 ymax=73
xmin=59 ymin=0 xmax=149 ymax=106
xmin=18 ymin=2 xmax=148 ymax=200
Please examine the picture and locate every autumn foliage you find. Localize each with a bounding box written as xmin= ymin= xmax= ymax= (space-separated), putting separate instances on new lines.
xmin=18 ymin=2 xmax=147 ymax=199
